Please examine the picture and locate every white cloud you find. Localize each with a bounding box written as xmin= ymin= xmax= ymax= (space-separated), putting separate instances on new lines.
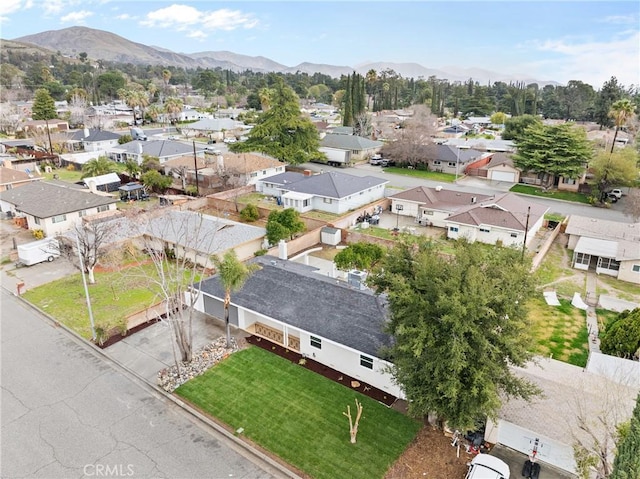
xmin=599 ymin=14 xmax=638 ymax=25
xmin=115 ymin=13 xmax=134 ymax=21
xmin=527 ymin=31 xmax=640 ymax=87
xmin=140 ymin=4 xmax=258 ymax=38
xmin=43 ymin=0 xmax=67 ymax=15
xmin=1 ymin=0 xmax=32 ymax=22
xmin=60 ymin=10 xmax=94 ymax=24
xmin=187 ymin=30 xmax=207 ymax=40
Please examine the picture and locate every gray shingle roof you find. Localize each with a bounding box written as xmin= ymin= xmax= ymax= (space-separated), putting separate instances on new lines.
xmin=0 ymin=181 xmax=118 ymax=217
xmin=260 ymin=171 xmax=305 ymax=186
xmin=198 ymin=255 xmax=392 ymax=358
xmin=320 ymin=134 xmax=383 ymax=151
xmin=113 ymin=140 xmax=196 ymax=158
xmin=283 ymin=171 xmax=387 ymax=199
xmin=69 ymin=129 xmax=121 ymax=142
xmin=390 ymin=186 xmax=493 ymax=212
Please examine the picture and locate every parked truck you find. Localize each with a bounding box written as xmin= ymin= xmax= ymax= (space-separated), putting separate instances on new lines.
xmin=17 ymin=238 xmax=61 ymax=266
xmin=318 ymin=147 xmax=351 ymax=167
xmin=130 ymin=127 xmax=148 ymax=141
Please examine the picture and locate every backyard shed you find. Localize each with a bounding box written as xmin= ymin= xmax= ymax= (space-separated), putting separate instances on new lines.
xmin=118 ymin=182 xmax=147 ymax=201
xmin=321 ymin=226 xmax=341 ymax=246
xmin=83 ymin=172 xmax=121 ymax=193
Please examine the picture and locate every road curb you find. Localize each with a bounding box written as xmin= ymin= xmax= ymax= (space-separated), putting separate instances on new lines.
xmin=2 ymin=285 xmax=302 ymax=479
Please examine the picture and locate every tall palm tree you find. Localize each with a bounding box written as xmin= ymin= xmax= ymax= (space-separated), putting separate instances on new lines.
xmin=609 ymin=99 xmax=636 ymax=153
xmin=82 ymin=155 xmax=117 ymax=179
xmin=164 ymin=97 xmax=183 ymax=125
xmin=212 ymin=251 xmax=260 ymax=347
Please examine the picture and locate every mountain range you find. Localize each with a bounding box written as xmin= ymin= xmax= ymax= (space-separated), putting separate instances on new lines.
xmin=10 ymin=26 xmax=559 ymax=85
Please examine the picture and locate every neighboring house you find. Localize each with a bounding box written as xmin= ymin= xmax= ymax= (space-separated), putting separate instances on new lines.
xmin=19 ymin=119 xmax=69 ymax=133
xmin=436 ymin=137 xmax=516 ymax=153
xmin=79 ymin=210 xmax=266 ymax=266
xmin=68 ymin=128 xmax=121 ymax=152
xmin=389 ymin=186 xmax=493 ymax=228
xmin=419 ymin=144 xmax=486 ymax=174
xmin=320 ymin=134 xmax=383 ymax=161
xmin=180 ymin=118 xmax=244 ymax=139
xmin=258 ymin=171 xmax=388 ymax=214
xmin=163 ymin=153 xmax=286 ymax=191
xmin=193 ymin=255 xmax=403 ymax=398
xmin=466 ymin=152 xmax=521 ymax=183
xmin=0 ymin=181 xmax=118 ymax=236
xmin=108 ymin=140 xmax=203 ymax=165
xmin=485 ymin=357 xmax=638 ymax=475
xmin=83 ymin=173 xmax=122 ymax=193
xmin=445 ymin=193 xmax=548 ymax=247
xmin=565 ymin=215 xmax=640 ymax=284
xmin=0 ymin=166 xmax=42 ymax=192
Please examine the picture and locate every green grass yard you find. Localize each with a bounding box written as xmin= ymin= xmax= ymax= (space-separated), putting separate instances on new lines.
xmin=510 ymin=184 xmax=590 ymax=204
xmin=382 ymin=167 xmax=456 ymax=183
xmin=22 ymin=264 xmax=165 ymax=339
xmin=176 ymin=347 xmax=421 ymax=479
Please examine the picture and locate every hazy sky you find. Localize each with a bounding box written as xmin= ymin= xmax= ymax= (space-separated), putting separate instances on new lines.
xmin=2 ymin=0 xmax=639 ymax=88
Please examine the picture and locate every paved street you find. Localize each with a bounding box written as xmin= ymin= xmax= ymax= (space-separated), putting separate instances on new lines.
xmin=301 ymin=162 xmax=634 ymax=223
xmin=0 ymin=289 xmax=285 ymax=479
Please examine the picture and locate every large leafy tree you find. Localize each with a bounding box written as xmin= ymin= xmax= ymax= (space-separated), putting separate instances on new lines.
xmin=610 ymin=393 xmax=640 ymax=479
xmin=334 ymin=242 xmax=384 ymax=271
xmin=591 ymin=147 xmax=639 ymax=202
xmin=212 ymin=250 xmax=260 ymax=347
xmin=265 ymin=208 xmax=306 ymax=245
xmin=501 ymin=114 xmax=541 ymax=142
xmin=600 ymin=308 xmax=640 ymax=359
xmin=368 ymin=239 xmax=539 ymax=430
xmin=229 ymin=77 xmax=324 ymax=165
xmin=594 ymin=76 xmax=624 ymax=129
xmin=31 ymin=88 xmax=57 ymax=120
xmin=513 ymin=123 xmax=593 ymax=187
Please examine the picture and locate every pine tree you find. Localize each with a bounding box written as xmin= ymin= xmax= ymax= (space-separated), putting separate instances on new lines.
xmin=32 ymin=88 xmax=57 ymax=120
xmin=610 ymin=393 xmax=640 ymax=479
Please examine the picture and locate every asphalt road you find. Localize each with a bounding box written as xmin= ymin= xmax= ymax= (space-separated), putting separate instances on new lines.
xmin=302 ymin=162 xmax=634 ymax=223
xmin=0 ymin=289 xmax=281 ymax=479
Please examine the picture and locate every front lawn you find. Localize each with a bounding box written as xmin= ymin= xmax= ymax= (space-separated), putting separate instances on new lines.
xmin=382 ymin=167 xmax=456 ymax=183
xmin=510 ymin=184 xmax=590 ymax=204
xmin=22 ymin=263 xmax=170 ymax=339
xmin=176 ymin=347 xmax=421 ymax=479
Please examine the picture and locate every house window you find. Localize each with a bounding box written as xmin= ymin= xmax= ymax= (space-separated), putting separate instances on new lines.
xmin=323 ymin=198 xmax=332 ymax=204
xmin=510 ymin=233 xmax=518 ymax=238
xmin=448 ymin=162 xmax=456 ymax=167
xmin=564 ymin=178 xmax=577 ymax=185
xmin=632 ymin=265 xmax=640 ymax=273
xmin=310 ymin=336 xmax=321 ymax=349
xmin=79 ymin=210 xmax=87 ymax=217
xmin=433 ymin=160 xmax=441 ymax=165
xmin=360 ymin=355 xmax=373 ymax=370
xmin=600 ymin=257 xmax=620 ymax=271
xmin=97 ymin=205 xmax=109 ymax=213
xmin=250 ymin=172 xmax=258 ymax=178
xmin=52 ymin=214 xmax=67 ymax=224
xmin=34 ymin=217 xmax=41 ymax=225
xmin=303 ymin=199 xmax=309 ymax=207
xmin=449 ymin=226 xmax=459 ymax=233
xmin=277 ymin=167 xmax=284 ymax=172
xmin=262 ymin=170 xmax=266 ymax=175
xmin=479 ymin=227 xmax=490 ymax=233
xmin=575 ymin=252 xmax=590 ymax=265
xmin=425 ymin=211 xmax=434 ymax=216
xmin=360 ymin=191 xmax=364 ymax=195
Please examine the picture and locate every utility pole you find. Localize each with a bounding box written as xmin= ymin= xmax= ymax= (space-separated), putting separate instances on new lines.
xmin=192 ymin=141 xmax=199 ymax=196
xmin=521 ymin=206 xmax=531 ymax=261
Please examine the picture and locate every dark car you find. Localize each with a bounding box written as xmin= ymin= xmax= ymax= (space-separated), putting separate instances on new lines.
xmin=381 ymin=159 xmax=396 ymax=167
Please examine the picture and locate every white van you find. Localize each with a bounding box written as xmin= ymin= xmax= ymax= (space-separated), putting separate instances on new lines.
xmin=465 ymin=454 xmax=510 ymax=479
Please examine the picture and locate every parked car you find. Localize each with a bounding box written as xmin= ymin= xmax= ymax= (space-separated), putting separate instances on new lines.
xmin=370 ymin=155 xmax=383 ymax=165
xmin=224 ymin=137 xmax=237 ymax=144
xmin=465 ymin=454 xmax=510 ymax=479
xmin=381 ymin=159 xmax=396 ymax=167
xmin=608 ymin=189 xmax=623 ymax=199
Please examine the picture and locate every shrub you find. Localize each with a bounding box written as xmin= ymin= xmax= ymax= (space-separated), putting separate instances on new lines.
xmin=66 ymin=164 xmax=75 ymax=171
xmin=240 ymin=204 xmax=260 ymax=222
xmin=253 ymin=249 xmax=268 ymax=257
xmin=32 ymin=229 xmax=45 ymax=240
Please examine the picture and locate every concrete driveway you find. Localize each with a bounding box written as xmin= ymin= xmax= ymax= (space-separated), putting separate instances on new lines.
xmin=491 ymin=445 xmax=576 ymax=479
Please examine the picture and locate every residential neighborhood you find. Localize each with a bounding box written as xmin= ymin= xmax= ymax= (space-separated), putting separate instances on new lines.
xmin=1 ymin=6 xmax=640 ymax=479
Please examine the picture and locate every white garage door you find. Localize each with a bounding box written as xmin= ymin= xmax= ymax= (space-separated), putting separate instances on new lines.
xmin=496 ymin=420 xmax=576 ymax=473
xmin=491 ymin=171 xmax=516 ymax=182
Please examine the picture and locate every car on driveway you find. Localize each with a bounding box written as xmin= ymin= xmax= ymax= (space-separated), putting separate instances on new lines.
xmin=370 ymin=155 xmax=383 ymax=165
xmin=465 ymin=454 xmax=510 ymax=479
xmin=608 ymin=189 xmax=623 ymax=199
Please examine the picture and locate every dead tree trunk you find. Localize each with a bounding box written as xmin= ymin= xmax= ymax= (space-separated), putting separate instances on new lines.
xmin=343 ymin=399 xmax=364 ymax=443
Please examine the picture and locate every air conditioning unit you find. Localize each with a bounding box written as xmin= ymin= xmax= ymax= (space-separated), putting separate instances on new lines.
xmin=435 ymin=185 xmax=443 ymax=192
xmin=348 ymin=270 xmax=368 ymax=290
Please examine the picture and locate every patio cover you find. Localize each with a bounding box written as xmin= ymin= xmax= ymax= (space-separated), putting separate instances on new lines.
xmin=282 ymin=191 xmax=314 ymax=201
xmin=574 ymin=236 xmax=618 ymax=258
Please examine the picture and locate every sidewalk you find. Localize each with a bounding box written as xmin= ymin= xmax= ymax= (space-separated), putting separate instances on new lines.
xmin=585 ymin=272 xmax=601 ymax=353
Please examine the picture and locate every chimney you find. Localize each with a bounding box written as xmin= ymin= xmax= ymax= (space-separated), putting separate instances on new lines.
xmin=83 ymin=128 xmax=90 ymax=138
xmin=303 ymin=169 xmax=312 ymax=176
xmin=278 ymin=239 xmax=287 ymax=260
xmin=86 ymin=179 xmax=97 ymax=193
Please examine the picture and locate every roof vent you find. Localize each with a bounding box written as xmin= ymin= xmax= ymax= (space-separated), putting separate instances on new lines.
xmin=435 ymin=186 xmax=442 ymax=192
xmin=270 ymin=260 xmax=277 ymax=266
xmin=471 ymin=196 xmax=477 ymax=204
